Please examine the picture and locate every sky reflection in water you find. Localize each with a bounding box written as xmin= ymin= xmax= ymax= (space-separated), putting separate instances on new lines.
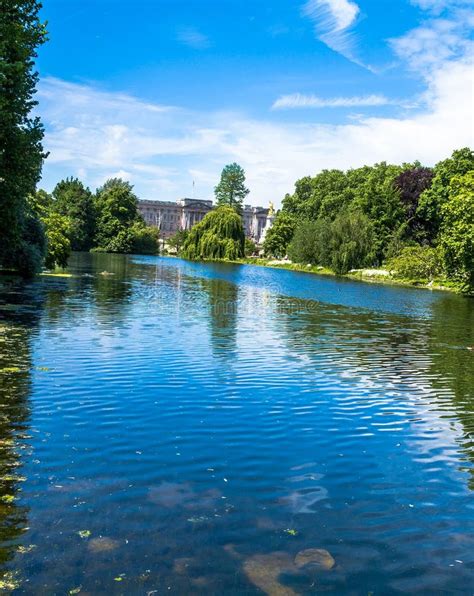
xmin=0 ymin=253 xmax=473 ymax=594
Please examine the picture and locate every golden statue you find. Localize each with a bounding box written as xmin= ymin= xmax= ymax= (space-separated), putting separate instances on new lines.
xmin=268 ymin=201 xmax=275 ymax=216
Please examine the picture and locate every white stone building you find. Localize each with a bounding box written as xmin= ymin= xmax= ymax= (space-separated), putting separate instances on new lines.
xmin=138 ymin=198 xmax=270 ymax=243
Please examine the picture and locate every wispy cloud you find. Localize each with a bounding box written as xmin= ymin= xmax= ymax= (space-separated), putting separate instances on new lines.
xmin=37 ymin=52 xmax=473 ymax=205
xmin=302 ymin=0 xmax=364 ymax=65
xmin=177 ymin=26 xmax=211 ymax=49
xmin=390 ymin=9 xmax=474 ymax=71
xmin=272 ymin=93 xmax=392 ymax=110
xmin=409 ymin=0 xmax=473 ymax=14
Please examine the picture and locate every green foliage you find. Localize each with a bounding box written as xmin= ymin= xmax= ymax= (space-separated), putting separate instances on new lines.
xmin=214 ymin=163 xmax=249 ymax=214
xmin=327 ymin=210 xmax=375 ymax=274
xmin=288 ymin=211 xmax=374 ymax=274
xmin=439 ymin=171 xmax=474 ymax=291
xmin=13 ymin=211 xmax=46 ymax=277
xmin=287 ymin=219 xmax=330 ymax=265
xmin=182 ymin=206 xmax=245 ymax=260
xmin=130 ymin=222 xmax=159 ymax=255
xmin=388 ymin=246 xmax=443 ymax=281
xmin=281 ymin=163 xmax=404 ymax=263
xmin=282 ymin=170 xmax=350 ymax=220
xmin=42 ymin=212 xmax=72 ymax=269
xmin=278 ymin=148 xmax=473 ymax=289
xmin=52 ymin=178 xmax=95 ymax=251
xmin=349 ymin=162 xmax=405 ymax=262
xmin=417 ymin=148 xmax=474 ymax=243
xmin=263 ymin=213 xmax=297 ymax=258
xmin=0 ymin=0 xmax=48 ymax=275
xmin=28 ymin=191 xmax=71 ymax=270
xmin=94 ymin=178 xmax=158 ymax=254
xmin=244 ymin=238 xmax=257 ymax=257
xmin=167 ymin=229 xmax=189 ymax=254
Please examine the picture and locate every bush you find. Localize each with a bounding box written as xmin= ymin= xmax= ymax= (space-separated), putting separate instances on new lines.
xmin=388 ymin=245 xmax=443 ymax=281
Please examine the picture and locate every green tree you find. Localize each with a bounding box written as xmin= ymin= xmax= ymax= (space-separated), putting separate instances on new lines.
xmin=0 ymin=0 xmax=48 ymax=275
xmin=244 ymin=237 xmax=257 ymax=257
xmin=439 ymin=171 xmax=474 ymax=291
xmin=263 ymin=212 xmax=297 ymax=258
xmin=282 ymin=170 xmax=350 ymax=220
xmin=130 ymin=221 xmax=159 ymax=255
xmin=350 ymin=162 xmax=405 ymax=262
xmin=167 ymin=229 xmax=189 ymax=254
xmin=94 ymin=179 xmax=144 ymax=253
xmin=417 ymin=148 xmax=474 ymax=243
xmin=214 ymin=163 xmax=249 ymax=213
xmin=287 ymin=219 xmax=331 ymax=265
xmin=52 ymin=177 xmax=95 ymax=251
xmin=182 ymin=206 xmax=245 ymax=260
xmin=42 ymin=212 xmax=72 ymax=269
xmin=328 ymin=209 xmax=374 ymax=274
xmin=29 ymin=190 xmax=71 ymax=269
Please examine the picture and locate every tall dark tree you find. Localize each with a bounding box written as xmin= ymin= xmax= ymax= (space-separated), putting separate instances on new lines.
xmin=214 ymin=163 xmax=249 ymax=214
xmin=52 ymin=177 xmax=95 ymax=251
xmin=395 ymin=167 xmax=434 ymax=218
xmin=0 ymin=0 xmax=48 ymax=275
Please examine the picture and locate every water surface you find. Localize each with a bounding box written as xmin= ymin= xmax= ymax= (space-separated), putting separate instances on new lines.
xmin=0 ymin=253 xmax=473 ymax=594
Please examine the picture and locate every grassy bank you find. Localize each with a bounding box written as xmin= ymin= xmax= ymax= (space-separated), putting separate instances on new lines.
xmin=229 ymin=257 xmax=465 ymax=294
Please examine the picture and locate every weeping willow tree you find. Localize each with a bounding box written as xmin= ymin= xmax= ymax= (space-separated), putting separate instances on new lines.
xmin=181 ymin=206 xmax=245 ymax=260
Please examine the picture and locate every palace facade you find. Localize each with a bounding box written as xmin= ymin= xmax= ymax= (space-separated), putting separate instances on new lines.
xmin=138 ymin=198 xmax=270 ymax=243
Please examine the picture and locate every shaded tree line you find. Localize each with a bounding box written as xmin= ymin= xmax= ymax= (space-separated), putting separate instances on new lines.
xmin=0 ymin=0 xmax=48 ymax=276
xmin=31 ymin=177 xmax=159 ymax=270
xmin=0 ymin=0 xmax=158 ymax=276
xmin=263 ymin=148 xmax=473 ymax=292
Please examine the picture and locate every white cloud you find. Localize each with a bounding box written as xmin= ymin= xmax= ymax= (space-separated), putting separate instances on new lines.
xmin=390 ymin=17 xmax=473 ymax=70
xmin=176 ymin=27 xmax=210 ymax=49
xmin=410 ymin=0 xmax=473 ymax=14
xmin=272 ymin=93 xmax=392 ymax=109
xmin=38 ymin=52 xmax=473 ymax=207
xmin=302 ymin=0 xmax=364 ymax=65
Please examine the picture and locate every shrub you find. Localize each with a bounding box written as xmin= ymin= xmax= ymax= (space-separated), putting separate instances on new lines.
xmin=388 ymin=245 xmax=443 ymax=281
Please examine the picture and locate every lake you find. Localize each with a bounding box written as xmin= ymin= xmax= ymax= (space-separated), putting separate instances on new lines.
xmin=0 ymin=252 xmax=473 ymax=594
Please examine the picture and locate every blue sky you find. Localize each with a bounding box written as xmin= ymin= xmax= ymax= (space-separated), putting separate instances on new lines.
xmin=37 ymin=0 xmax=474 ymax=205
